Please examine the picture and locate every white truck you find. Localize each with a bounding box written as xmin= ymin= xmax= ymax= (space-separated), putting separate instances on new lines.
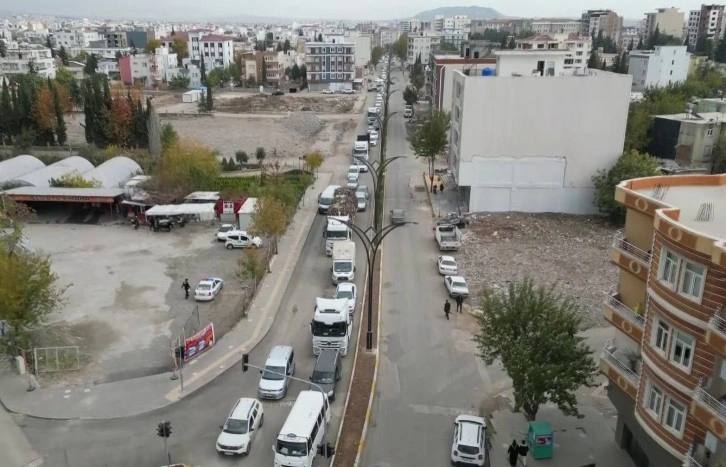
xmin=367 ymin=107 xmax=379 ymax=125
xmin=310 ymin=297 xmax=351 ymax=356
xmin=434 ymin=224 xmax=462 ymax=251
xmin=331 ymin=240 xmax=356 ymax=284
xmin=353 ymin=134 xmax=370 ymax=164
xmin=324 ymin=188 xmax=357 ymax=255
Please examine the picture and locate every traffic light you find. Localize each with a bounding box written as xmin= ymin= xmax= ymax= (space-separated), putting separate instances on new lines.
xmin=242 ymin=354 xmax=249 ymax=373
xmin=156 ymin=421 xmax=172 ymax=438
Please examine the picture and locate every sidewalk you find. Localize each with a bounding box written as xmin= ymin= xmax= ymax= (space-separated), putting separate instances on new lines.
xmin=0 ymin=173 xmax=332 ymax=420
xmin=0 ymin=406 xmax=42 ymax=467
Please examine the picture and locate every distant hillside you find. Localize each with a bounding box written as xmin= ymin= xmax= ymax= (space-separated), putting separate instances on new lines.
xmin=413 ymin=6 xmax=504 ymax=21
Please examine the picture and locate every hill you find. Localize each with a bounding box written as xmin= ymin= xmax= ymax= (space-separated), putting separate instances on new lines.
xmin=413 ymin=6 xmax=504 ymax=21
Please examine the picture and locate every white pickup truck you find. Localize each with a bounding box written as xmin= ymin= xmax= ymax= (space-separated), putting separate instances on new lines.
xmin=433 ymin=224 xmax=462 ymax=251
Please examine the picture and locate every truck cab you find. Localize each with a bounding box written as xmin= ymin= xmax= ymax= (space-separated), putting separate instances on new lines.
xmin=404 ymin=105 xmax=413 ymax=119
xmin=325 ymin=216 xmax=351 ymax=255
xmin=331 ymin=240 xmax=356 ymax=284
xmin=311 ymin=297 xmax=351 ymax=356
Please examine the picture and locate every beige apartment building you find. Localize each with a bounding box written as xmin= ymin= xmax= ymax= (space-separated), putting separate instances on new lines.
xmin=644 ymin=8 xmax=685 ymax=38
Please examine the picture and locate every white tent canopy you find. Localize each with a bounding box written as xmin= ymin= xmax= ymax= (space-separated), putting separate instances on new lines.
xmin=145 ymin=203 xmax=216 ymax=221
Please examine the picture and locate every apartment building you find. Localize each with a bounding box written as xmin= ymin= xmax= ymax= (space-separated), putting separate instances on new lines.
xmin=52 ymin=29 xmax=103 ymax=48
xmin=600 ymin=173 xmax=726 ymax=467
xmin=628 ymin=46 xmax=690 ymax=92
xmin=447 ymin=51 xmax=631 ymax=214
xmin=98 ymin=26 xmax=128 ymax=48
xmin=429 ymin=52 xmax=496 ymax=113
xmin=515 ymin=33 xmax=591 ymax=75
xmin=161 ymin=29 xmax=213 ymax=63
xmin=0 ymin=45 xmax=56 ymax=78
xmin=304 ymin=41 xmax=355 ymax=91
xmin=443 ymin=15 xmax=471 ymax=33
xmin=408 ymin=34 xmax=436 ymax=64
xmin=261 ymin=51 xmax=281 ymax=85
xmin=648 ymin=110 xmax=725 ymax=168
xmin=531 ymin=19 xmax=582 ymax=35
xmin=621 ymin=27 xmax=641 ymax=50
xmin=118 ymin=47 xmax=178 ymax=87
xmin=470 ymin=19 xmax=533 ymax=35
xmin=644 ymin=8 xmax=685 ymax=39
xmin=697 ymin=4 xmax=726 ymax=42
xmin=200 ymin=35 xmax=235 ymax=68
xmin=581 ymin=9 xmax=624 ymax=42
xmin=379 ymin=28 xmax=401 ymax=47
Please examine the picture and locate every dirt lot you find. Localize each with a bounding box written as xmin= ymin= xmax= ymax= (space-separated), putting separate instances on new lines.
xmin=215 ymin=94 xmax=356 ymax=113
xmin=458 ymin=213 xmax=618 ymax=329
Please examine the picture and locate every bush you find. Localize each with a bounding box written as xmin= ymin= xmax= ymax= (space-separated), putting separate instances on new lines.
xmin=235 ymin=150 xmax=249 ymax=165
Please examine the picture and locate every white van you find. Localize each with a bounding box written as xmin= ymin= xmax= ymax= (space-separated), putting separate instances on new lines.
xmin=274 ymin=391 xmax=331 ymax=467
xmin=318 ymin=185 xmax=341 ymax=214
xmin=346 ymin=172 xmax=359 ymax=189
xmin=258 ymin=345 xmax=295 ymax=400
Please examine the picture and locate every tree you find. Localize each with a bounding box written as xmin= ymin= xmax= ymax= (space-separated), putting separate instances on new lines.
xmin=261 ymin=57 xmax=268 ymax=86
xmin=587 ymin=49 xmax=600 ymax=69
xmin=0 ymin=80 xmax=11 ymax=141
xmin=637 ymin=36 xmax=644 ymax=50
xmin=171 ymin=38 xmax=188 ymax=66
xmin=236 ymin=248 xmax=267 ymax=291
xmin=392 ymin=34 xmax=408 ymax=63
xmin=107 ymin=97 xmax=134 ymax=146
xmin=371 ymin=46 xmax=385 ymax=66
xmin=592 ymin=150 xmax=660 ymax=224
xmin=84 ymin=54 xmax=98 ymax=75
xmin=276 ymin=42 xmax=283 ymax=52
xmin=611 ymin=53 xmax=621 ymax=73
xmin=55 ymin=44 xmax=68 ymax=65
xmin=304 ymin=151 xmax=324 ymax=175
xmin=31 ymin=85 xmax=56 ymax=135
xmin=150 ymin=138 xmax=220 ymax=200
xmin=716 ymin=38 xmax=726 ymax=64
xmin=300 ymin=64 xmax=307 ymax=89
xmin=168 ymin=74 xmax=190 ymax=89
xmin=160 ymin=123 xmax=178 ymax=154
xmin=410 ymin=109 xmax=451 ymax=181
xmin=255 ymin=147 xmax=266 ymax=163
xmin=235 ymin=150 xmax=249 ymax=165
xmin=145 ymin=38 xmax=162 ymax=54
xmin=282 ymin=39 xmax=291 ymax=53
xmin=290 ymin=63 xmax=301 ymax=81
xmin=403 ymin=85 xmax=418 ymax=106
xmin=317 ymin=33 xmax=323 ymax=42
xmin=51 ymin=79 xmax=67 ymax=145
xmin=0 ymin=40 xmax=6 ymax=58
xmin=49 ymin=172 xmax=100 ymax=188
xmin=250 ymin=195 xmax=287 ymax=258
xmin=473 ymin=279 xmax=598 ymax=421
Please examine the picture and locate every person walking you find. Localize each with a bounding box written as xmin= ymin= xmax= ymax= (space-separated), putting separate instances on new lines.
xmin=182 ymin=279 xmax=191 ymax=300
xmin=432 ymin=184 xmax=438 ymax=195
xmin=439 ymin=182 xmax=444 ymax=192
xmin=507 ymin=439 xmax=519 ymax=467
xmin=455 ymin=295 xmax=464 ymax=313
xmin=518 ymin=439 xmax=529 ymax=466
xmin=443 ymin=300 xmax=451 ymax=320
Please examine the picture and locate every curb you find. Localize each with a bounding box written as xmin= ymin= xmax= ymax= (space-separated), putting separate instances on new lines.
xmin=423 ymin=172 xmax=435 ymax=218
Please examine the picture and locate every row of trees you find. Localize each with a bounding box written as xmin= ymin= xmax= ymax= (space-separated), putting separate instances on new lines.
xmin=409 ymin=54 xmax=425 ymax=91
xmin=411 ymin=109 xmax=451 ymax=181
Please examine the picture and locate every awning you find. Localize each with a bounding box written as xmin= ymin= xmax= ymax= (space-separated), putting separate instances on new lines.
xmin=145 ymin=203 xmax=217 ymax=221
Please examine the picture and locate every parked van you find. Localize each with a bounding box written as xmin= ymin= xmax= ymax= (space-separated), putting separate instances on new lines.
xmin=318 ymin=185 xmax=341 ymax=214
xmin=258 ymin=345 xmax=295 ymax=400
xmin=310 ymin=349 xmax=342 ymax=402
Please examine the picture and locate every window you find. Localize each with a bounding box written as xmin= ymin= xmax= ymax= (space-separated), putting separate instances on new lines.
xmin=664 ymin=398 xmax=686 ymax=434
xmin=646 ymin=382 xmax=663 ymax=415
xmin=680 ymin=262 xmax=705 ymax=299
xmin=707 ymin=125 xmax=714 ymax=137
xmin=671 ymin=331 xmax=694 ymax=368
xmin=659 ymin=249 xmax=679 ymax=285
xmin=652 ymin=319 xmax=670 ymax=353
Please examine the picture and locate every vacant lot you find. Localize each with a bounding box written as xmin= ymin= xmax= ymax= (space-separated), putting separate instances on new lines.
xmin=457 ymin=213 xmax=618 ymax=329
xmin=215 ymin=94 xmax=357 ymax=113
xmin=23 ymin=222 xmax=257 ymax=386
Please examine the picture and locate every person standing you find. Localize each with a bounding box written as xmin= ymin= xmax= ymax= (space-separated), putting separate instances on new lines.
xmin=455 ymin=295 xmax=464 ymax=313
xmin=507 ymin=439 xmax=519 ymax=467
xmin=444 ymin=300 xmax=451 ymax=320
xmin=518 ymin=439 xmax=529 ymax=466
xmin=182 ymin=279 xmax=191 ymax=300
xmin=439 ymin=182 xmax=444 ymax=192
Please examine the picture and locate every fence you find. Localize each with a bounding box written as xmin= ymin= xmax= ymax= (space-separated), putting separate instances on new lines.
xmin=32 ymin=346 xmax=80 ymax=373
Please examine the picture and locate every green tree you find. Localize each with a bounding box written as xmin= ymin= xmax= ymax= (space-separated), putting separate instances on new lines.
xmin=236 ymin=248 xmax=267 ymax=291
xmin=716 ymin=38 xmax=726 ymax=64
xmin=51 ymin=79 xmax=67 ymax=145
xmin=587 ymin=48 xmax=600 ymax=69
xmin=150 ymin=138 xmax=220 ymax=200
xmin=592 ymin=150 xmax=660 ymax=224
xmin=392 ymin=34 xmax=408 ymax=63
xmin=276 ymin=42 xmax=283 ymax=52
xmin=0 ymin=80 xmax=11 ymax=141
xmin=171 ymin=38 xmax=188 ymax=66
xmin=300 ymin=64 xmax=307 ymax=89
xmin=283 ymin=39 xmax=291 ymax=53
xmin=57 ymin=45 xmax=68 ymax=65
xmin=0 ymin=40 xmax=6 ymax=58
xmin=235 ymin=150 xmax=249 ymax=165
xmin=49 ymin=172 xmax=99 ymax=187
xmin=611 ymin=53 xmax=621 ymax=73
xmin=168 ymin=74 xmax=190 ymax=89
xmin=290 ymin=63 xmax=301 ymax=81
xmin=403 ymin=85 xmax=417 ymax=106
xmin=255 ymin=147 xmax=266 ymax=163
xmin=303 ymin=151 xmax=324 ymax=175
xmin=84 ymin=54 xmax=98 ymax=75
xmin=317 ymin=33 xmax=323 ymax=42
xmin=250 ymin=195 xmax=287 ymax=258
xmin=160 ymin=122 xmax=178 ymax=154
xmin=145 ymin=38 xmax=162 ymax=54
xmin=473 ymin=279 xmax=598 ymax=421
xmin=371 ymin=45 xmax=385 ymax=66
xmin=410 ymin=109 xmax=451 ymax=181
xmin=45 ymin=36 xmax=56 ymax=58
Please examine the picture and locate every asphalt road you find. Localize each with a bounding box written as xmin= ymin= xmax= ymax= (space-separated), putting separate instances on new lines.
xmin=360 ymin=68 xmax=509 ymax=466
xmin=15 ymin=93 xmax=379 ymax=467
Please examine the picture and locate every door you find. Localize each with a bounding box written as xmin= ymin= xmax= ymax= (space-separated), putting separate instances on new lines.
xmin=624 ymin=424 xmax=649 ymax=467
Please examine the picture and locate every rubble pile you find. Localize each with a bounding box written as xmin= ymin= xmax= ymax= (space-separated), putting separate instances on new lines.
xmin=281 ymin=113 xmax=324 ymax=137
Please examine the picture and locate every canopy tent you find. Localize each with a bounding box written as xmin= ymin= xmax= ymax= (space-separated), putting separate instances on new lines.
xmin=144 ymin=203 xmax=216 ymax=221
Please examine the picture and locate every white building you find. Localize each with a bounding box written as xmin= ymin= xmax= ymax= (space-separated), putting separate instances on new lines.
xmin=379 ymin=28 xmax=401 ymax=47
xmin=531 ymin=20 xmax=582 ymax=35
xmin=443 ymin=16 xmax=471 ymax=33
xmin=119 ymin=48 xmax=178 ymax=87
xmin=448 ymin=51 xmax=632 ymax=214
xmin=0 ymin=45 xmax=56 ymax=78
xmin=687 ymin=10 xmax=701 ymax=47
xmin=199 ymin=34 xmax=235 ymax=68
xmin=304 ymin=41 xmax=356 ymax=90
xmin=439 ymin=29 xmax=468 ymax=48
xmin=628 ymin=45 xmax=689 ymax=92
xmin=350 ymin=33 xmax=371 ymax=68
xmin=408 ymin=34 xmax=435 ymax=64
xmin=52 ymin=29 xmax=102 ymax=48
xmin=643 ymin=7 xmax=685 ymax=39
xmin=515 ymin=33 xmax=591 ymax=75
xmin=67 ymin=46 xmax=131 ymax=60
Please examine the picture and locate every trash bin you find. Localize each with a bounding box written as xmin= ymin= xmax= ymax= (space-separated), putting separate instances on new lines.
xmin=527 ymin=420 xmax=554 ymax=460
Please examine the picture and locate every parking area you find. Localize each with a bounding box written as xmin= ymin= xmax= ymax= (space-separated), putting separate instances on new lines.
xmin=22 ymin=221 xmax=254 ymax=385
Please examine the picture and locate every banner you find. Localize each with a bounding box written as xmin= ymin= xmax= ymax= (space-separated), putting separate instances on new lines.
xmin=184 ymin=323 xmax=215 ymax=362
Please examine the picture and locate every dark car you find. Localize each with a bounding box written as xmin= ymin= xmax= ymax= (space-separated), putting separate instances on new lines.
xmin=271 ymin=90 xmax=284 ymax=96
xmin=437 ymin=215 xmax=470 ymax=229
xmin=309 ymin=349 xmax=341 ymax=401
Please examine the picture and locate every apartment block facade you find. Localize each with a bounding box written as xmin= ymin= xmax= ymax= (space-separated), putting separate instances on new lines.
xmin=531 ymin=20 xmax=582 ymax=35
xmin=698 ymin=4 xmax=726 ymax=42
xmin=304 ymin=41 xmax=355 ymax=91
xmin=601 ymin=173 xmax=726 ymax=467
xmin=581 ymin=9 xmax=624 ymax=42
xmin=0 ymin=45 xmax=56 ymax=78
xmin=628 ymin=46 xmax=690 ymax=92
xmin=515 ymin=33 xmax=592 ymax=75
xmin=644 ymin=8 xmax=686 ymax=39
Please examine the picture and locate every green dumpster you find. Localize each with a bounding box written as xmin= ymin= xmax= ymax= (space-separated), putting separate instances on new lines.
xmin=527 ymin=421 xmax=554 ymax=460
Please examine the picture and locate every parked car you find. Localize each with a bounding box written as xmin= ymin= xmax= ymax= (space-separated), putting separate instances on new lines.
xmin=451 ymin=415 xmax=487 ymax=466
xmin=309 ymin=349 xmax=342 ymax=402
xmin=390 ymin=209 xmax=405 ymax=224
xmin=322 ymin=89 xmax=334 ymax=94
xmin=342 ymin=88 xmax=355 ymax=94
xmin=225 ymin=232 xmax=263 ymax=249
xmin=334 ymin=282 xmax=357 ymax=315
xmin=216 ymin=398 xmax=264 ymax=456
xmin=437 ymin=255 xmax=458 ymax=275
xmin=356 ymin=185 xmax=369 ymax=211
xmin=216 ymin=224 xmax=237 ymax=241
xmin=195 ymin=277 xmax=224 ymax=301
xmin=444 ymin=275 xmax=469 ymax=298
xmin=271 ymin=90 xmax=284 ymax=96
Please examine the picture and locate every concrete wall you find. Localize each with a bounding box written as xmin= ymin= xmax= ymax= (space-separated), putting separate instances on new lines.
xmin=495 ymin=51 xmax=568 ymax=77
xmin=352 ymin=34 xmax=371 ymax=68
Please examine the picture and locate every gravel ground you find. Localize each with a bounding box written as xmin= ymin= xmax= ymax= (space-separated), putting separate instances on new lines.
xmin=458 ymin=213 xmax=618 ymax=329
xmin=215 ymin=94 xmax=356 ymax=113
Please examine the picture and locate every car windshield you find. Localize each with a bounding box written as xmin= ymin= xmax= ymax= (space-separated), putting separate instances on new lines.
xmin=276 ymin=440 xmax=307 ymax=457
xmin=442 ymin=260 xmax=456 ymax=267
xmin=224 ymin=418 xmax=249 ymax=435
xmin=312 ymin=370 xmax=335 ymax=384
xmin=336 ymin=290 xmax=353 ymax=300
xmin=197 ymin=284 xmax=211 ymax=290
xmin=458 ymin=444 xmax=480 ymax=455
xmin=357 ymin=195 xmax=365 ymax=203
xmin=218 ymin=225 xmax=233 ymax=233
xmin=262 ymin=365 xmax=286 ymax=380
xmin=333 ymin=262 xmax=353 ymax=273
xmin=327 ymin=230 xmax=348 ymax=239
xmin=452 ymin=281 xmax=467 ymax=289
xmin=319 ymin=197 xmax=333 ymax=205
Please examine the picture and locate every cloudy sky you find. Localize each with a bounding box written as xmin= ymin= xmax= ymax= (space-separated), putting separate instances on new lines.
xmin=4 ymin=0 xmax=709 ymax=20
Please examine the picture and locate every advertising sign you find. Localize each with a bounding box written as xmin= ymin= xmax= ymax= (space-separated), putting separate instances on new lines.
xmin=183 ymin=323 xmax=215 ymax=362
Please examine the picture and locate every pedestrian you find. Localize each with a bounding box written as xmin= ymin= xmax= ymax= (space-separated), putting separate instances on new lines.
xmin=455 ymin=295 xmax=464 ymax=313
xmin=518 ymin=439 xmax=529 ymax=466
xmin=439 ymin=182 xmax=444 ymax=192
xmin=444 ymin=299 xmax=451 ymax=320
xmin=433 ymin=184 xmax=438 ymax=195
xmin=182 ymin=279 xmax=191 ymax=299
xmin=507 ymin=439 xmax=519 ymax=467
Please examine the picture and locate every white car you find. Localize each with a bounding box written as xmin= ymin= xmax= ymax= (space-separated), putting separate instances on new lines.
xmin=216 ymin=224 xmax=236 ymax=241
xmin=322 ymin=89 xmax=334 ymax=94
xmin=342 ymin=88 xmax=355 ymax=94
xmin=347 ymin=165 xmax=360 ymax=178
xmin=451 ymin=415 xmax=487 ymax=466
xmin=369 ymin=133 xmax=379 ymax=146
xmin=225 ymin=232 xmax=263 ymax=249
xmin=438 ymin=255 xmax=458 ymax=275
xmin=195 ymin=277 xmax=224 ymax=301
xmin=334 ymin=282 xmax=357 ymax=315
xmin=216 ymin=398 xmax=264 ymax=456
xmin=445 ymin=275 xmax=469 ymax=298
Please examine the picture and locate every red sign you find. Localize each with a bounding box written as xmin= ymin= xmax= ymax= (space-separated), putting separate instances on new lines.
xmin=184 ymin=323 xmax=215 ymax=362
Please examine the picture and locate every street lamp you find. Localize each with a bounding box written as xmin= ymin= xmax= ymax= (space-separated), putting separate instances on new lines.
xmin=355 ymin=155 xmax=405 ymax=231
xmin=334 ymin=218 xmax=417 ymax=350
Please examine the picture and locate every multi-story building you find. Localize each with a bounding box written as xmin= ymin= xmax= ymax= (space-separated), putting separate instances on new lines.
xmin=52 ymin=29 xmax=102 ymax=48
xmin=447 ymin=51 xmax=631 ymax=214
xmin=408 ymin=34 xmax=435 ymax=64
xmin=429 ymin=51 xmax=496 ymax=113
xmin=648 ymin=109 xmax=725 ymax=168
xmin=628 ymin=46 xmax=690 ymax=92
xmin=0 ymin=44 xmax=56 ymax=78
xmin=379 ymin=28 xmax=401 ymax=47
xmin=350 ymin=33 xmax=371 ymax=68
xmin=581 ymin=9 xmax=624 ymax=43
xmin=531 ymin=19 xmax=582 ymax=35
xmin=66 ymin=47 xmax=132 ymax=61
xmin=261 ymin=51 xmax=281 ymax=85
xmin=696 ymin=4 xmax=726 ymax=42
xmin=125 ymin=30 xmax=149 ymax=51
xmin=470 ymin=18 xmax=532 ymax=36
xmin=600 ymin=172 xmax=726 ymax=467
xmin=434 ymin=15 xmax=445 ymax=32
xmin=161 ymin=29 xmax=214 ymax=63
xmin=199 ymin=34 xmax=235 ymax=68
xmin=620 ymin=27 xmax=641 ymax=50
xmin=438 ymin=29 xmax=468 ymax=49
xmin=515 ymin=33 xmax=592 ymax=75
xmin=304 ymin=41 xmax=355 ymax=91
xmin=443 ymin=16 xmax=471 ymax=33
xmin=118 ymin=47 xmax=178 ymax=87
xmin=98 ymin=26 xmax=128 ymax=48
xmin=644 ymin=8 xmax=686 ymax=39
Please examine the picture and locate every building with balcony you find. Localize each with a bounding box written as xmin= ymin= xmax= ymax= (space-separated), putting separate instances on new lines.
xmin=304 ymin=41 xmax=355 ymax=91
xmin=531 ymin=19 xmax=582 ymax=35
xmin=515 ymin=33 xmax=592 ymax=75
xmin=118 ymin=47 xmax=178 ymax=88
xmin=648 ymin=111 xmax=725 ymax=170
xmin=695 ymin=4 xmax=726 ymax=43
xmin=379 ymin=28 xmax=401 ymax=47
xmin=0 ymin=45 xmax=56 ymax=78
xmin=628 ymin=46 xmax=690 ymax=92
xmin=52 ymin=29 xmax=102 ymax=48
xmin=581 ymin=9 xmax=624 ymax=43
xmin=601 ymin=173 xmax=726 ymax=467
xmin=470 ymin=19 xmax=532 ymax=36
xmin=199 ymin=34 xmax=235 ymax=68
xmin=644 ymin=8 xmax=685 ymax=39
xmin=408 ymin=34 xmax=436 ymax=64
xmin=447 ymin=51 xmax=631 ymax=214
xmin=98 ymin=26 xmax=128 ymax=48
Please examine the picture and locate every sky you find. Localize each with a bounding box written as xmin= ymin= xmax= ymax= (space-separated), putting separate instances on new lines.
xmin=2 ymin=0 xmax=712 ymax=21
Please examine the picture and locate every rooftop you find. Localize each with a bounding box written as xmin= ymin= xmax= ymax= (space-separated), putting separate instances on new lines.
xmin=200 ymin=34 xmax=235 ymax=42
xmin=2 ymin=186 xmax=125 ymax=198
xmin=655 ymin=112 xmax=726 ymax=124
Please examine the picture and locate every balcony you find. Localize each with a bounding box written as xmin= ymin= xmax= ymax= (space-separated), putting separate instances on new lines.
xmin=691 ymin=378 xmax=726 ymax=441
xmin=707 ymin=314 xmax=726 ymax=358
xmin=610 ymin=229 xmax=651 ymax=281
xmin=603 ymin=289 xmax=645 ymax=343
xmin=599 ymin=340 xmax=640 ymax=400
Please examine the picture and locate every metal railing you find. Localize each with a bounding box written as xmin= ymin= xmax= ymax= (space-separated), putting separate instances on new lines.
xmin=694 ymin=378 xmax=726 ymax=420
xmin=613 ymin=230 xmax=652 ymax=264
xmin=601 ymin=344 xmax=640 ymax=385
xmin=606 ymin=290 xmax=645 ymax=329
xmin=682 ymin=445 xmax=704 ymax=467
xmin=709 ymin=314 xmax=726 ymax=334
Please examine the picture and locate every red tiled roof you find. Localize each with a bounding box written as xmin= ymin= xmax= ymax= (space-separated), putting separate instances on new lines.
xmin=200 ymin=34 xmax=235 ymax=42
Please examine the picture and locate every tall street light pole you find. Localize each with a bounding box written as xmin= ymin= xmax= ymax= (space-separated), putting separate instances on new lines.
xmin=356 ymin=155 xmax=404 ymax=231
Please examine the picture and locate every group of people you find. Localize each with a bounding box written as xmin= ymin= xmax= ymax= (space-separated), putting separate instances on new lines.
xmin=443 ymin=295 xmax=464 ymax=320
xmin=432 ymin=181 xmax=444 ymax=195
xmin=508 ymin=439 xmax=529 ymax=466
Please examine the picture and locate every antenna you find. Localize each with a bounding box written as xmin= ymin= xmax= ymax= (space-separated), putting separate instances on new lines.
xmin=651 ymin=184 xmax=668 ymax=200
xmin=695 ymin=202 xmax=714 ymax=222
